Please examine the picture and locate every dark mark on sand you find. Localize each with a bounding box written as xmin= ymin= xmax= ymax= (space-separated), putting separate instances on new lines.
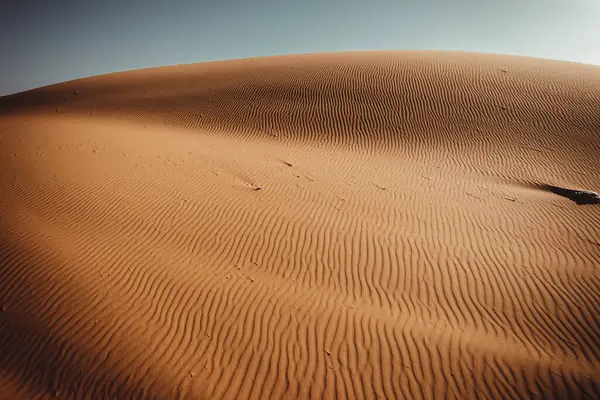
xmin=541 ymin=185 xmax=600 ymax=205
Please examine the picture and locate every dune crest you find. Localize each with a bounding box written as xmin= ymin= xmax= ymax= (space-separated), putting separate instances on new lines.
xmin=1 ymin=51 xmax=599 ymax=399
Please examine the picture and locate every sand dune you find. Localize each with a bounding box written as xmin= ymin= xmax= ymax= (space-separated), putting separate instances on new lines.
xmin=0 ymin=51 xmax=599 ymax=399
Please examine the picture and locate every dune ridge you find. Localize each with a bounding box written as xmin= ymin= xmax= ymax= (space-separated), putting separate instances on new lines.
xmin=1 ymin=51 xmax=599 ymax=399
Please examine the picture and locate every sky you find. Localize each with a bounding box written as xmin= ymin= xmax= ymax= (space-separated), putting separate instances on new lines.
xmin=1 ymin=0 xmax=599 ymax=96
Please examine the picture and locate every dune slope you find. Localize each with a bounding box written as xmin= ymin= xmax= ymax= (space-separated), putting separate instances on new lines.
xmin=1 ymin=51 xmax=599 ymax=399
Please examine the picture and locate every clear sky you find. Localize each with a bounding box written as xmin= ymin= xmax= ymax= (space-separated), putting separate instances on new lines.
xmin=1 ymin=0 xmax=599 ymax=96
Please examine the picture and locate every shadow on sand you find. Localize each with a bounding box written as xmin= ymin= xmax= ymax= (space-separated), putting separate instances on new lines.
xmin=541 ymin=185 xmax=600 ymax=205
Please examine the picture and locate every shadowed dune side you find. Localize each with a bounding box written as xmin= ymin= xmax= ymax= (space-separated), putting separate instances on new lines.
xmin=0 ymin=236 xmax=163 ymax=399
xmin=1 ymin=51 xmax=600 ymax=399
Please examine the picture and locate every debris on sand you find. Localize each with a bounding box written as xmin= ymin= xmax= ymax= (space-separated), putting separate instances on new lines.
xmin=542 ymin=185 xmax=600 ymax=205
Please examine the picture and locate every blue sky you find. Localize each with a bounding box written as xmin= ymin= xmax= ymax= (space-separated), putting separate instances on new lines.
xmin=1 ymin=0 xmax=599 ymax=95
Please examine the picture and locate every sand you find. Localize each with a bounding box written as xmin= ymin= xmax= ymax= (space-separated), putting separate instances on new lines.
xmin=0 ymin=50 xmax=599 ymax=399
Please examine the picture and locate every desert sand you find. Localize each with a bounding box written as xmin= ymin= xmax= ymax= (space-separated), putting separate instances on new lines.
xmin=0 ymin=51 xmax=599 ymax=399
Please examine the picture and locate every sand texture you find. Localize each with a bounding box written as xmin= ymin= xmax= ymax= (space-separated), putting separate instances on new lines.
xmin=1 ymin=51 xmax=599 ymax=399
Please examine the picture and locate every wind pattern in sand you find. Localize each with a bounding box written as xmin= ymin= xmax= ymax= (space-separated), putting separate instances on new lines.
xmin=1 ymin=51 xmax=599 ymax=399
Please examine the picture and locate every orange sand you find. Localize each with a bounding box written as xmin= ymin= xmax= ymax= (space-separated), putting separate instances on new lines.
xmin=0 ymin=51 xmax=599 ymax=399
